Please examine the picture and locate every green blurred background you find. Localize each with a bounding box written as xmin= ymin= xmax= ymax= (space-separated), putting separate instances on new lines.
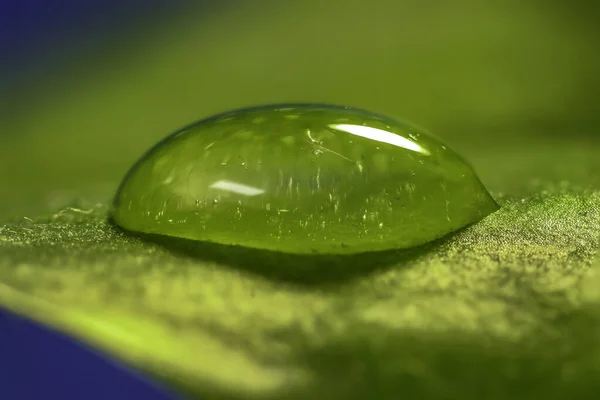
xmin=2 ymin=0 xmax=599 ymax=221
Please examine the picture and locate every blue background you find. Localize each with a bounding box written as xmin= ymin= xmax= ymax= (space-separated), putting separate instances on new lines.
xmin=0 ymin=308 xmax=181 ymax=400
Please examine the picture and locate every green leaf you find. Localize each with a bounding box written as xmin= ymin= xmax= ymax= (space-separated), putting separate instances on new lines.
xmin=1 ymin=187 xmax=599 ymax=399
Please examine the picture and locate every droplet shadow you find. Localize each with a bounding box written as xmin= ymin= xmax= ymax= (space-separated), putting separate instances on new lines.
xmin=111 ymin=223 xmax=456 ymax=287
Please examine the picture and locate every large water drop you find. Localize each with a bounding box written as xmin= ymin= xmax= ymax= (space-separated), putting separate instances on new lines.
xmin=111 ymin=104 xmax=498 ymax=254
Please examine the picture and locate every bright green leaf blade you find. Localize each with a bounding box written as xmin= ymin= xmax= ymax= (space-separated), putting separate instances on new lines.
xmin=1 ymin=188 xmax=599 ymax=399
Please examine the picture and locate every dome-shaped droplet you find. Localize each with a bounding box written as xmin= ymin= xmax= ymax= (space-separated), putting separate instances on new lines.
xmin=111 ymin=104 xmax=498 ymax=254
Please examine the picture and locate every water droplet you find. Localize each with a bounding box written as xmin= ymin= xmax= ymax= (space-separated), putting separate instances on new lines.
xmin=111 ymin=103 xmax=498 ymax=254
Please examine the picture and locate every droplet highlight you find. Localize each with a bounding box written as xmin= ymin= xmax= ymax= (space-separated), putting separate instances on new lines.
xmin=111 ymin=104 xmax=499 ymax=254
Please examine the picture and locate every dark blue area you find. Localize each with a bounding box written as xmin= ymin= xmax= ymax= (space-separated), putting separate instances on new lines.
xmin=0 ymin=0 xmax=182 ymax=57
xmin=0 ymin=1 xmax=179 ymax=52
xmin=0 ymin=307 xmax=182 ymax=400
xmin=0 ymin=0 xmax=235 ymax=94
xmin=1 ymin=1 xmax=184 ymax=83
